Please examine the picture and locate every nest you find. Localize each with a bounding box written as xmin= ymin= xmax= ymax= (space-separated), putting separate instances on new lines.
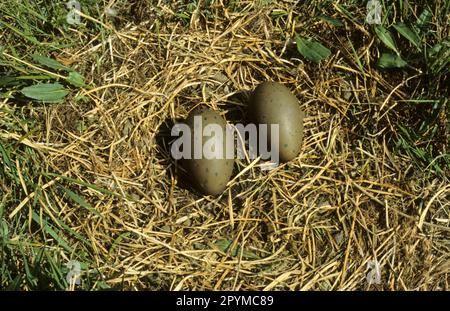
xmin=1 ymin=1 xmax=448 ymax=290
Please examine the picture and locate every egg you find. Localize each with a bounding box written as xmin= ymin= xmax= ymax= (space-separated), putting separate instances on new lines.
xmin=248 ymin=81 xmax=305 ymax=162
xmin=183 ymin=107 xmax=234 ymax=195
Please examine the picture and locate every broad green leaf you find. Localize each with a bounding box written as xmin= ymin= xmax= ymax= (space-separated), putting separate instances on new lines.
xmin=67 ymin=71 xmax=85 ymax=87
xmin=63 ymin=188 xmax=102 ymax=217
xmin=270 ymin=10 xmax=288 ymax=18
xmin=318 ymin=15 xmax=344 ymax=27
xmin=296 ymin=36 xmax=331 ymax=63
xmin=20 ymin=83 xmax=69 ymax=102
xmin=393 ymin=22 xmax=422 ymax=49
xmin=93 ymin=281 xmax=112 ymax=290
xmin=215 ymin=239 xmax=237 ymax=255
xmin=214 ymin=239 xmax=259 ymax=259
xmin=74 ymin=95 xmax=89 ymax=103
xmin=242 ymin=249 xmax=259 ymax=260
xmin=374 ymin=25 xmax=399 ymax=54
xmin=32 ymin=54 xmax=71 ymax=71
xmin=377 ymin=53 xmax=408 ymax=69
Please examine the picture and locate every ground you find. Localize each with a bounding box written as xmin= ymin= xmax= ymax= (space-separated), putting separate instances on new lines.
xmin=0 ymin=0 xmax=449 ymax=290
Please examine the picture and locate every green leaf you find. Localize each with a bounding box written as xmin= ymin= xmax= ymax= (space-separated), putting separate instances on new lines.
xmin=215 ymin=239 xmax=236 ymax=255
xmin=32 ymin=54 xmax=71 ymax=72
xmin=175 ymin=12 xmax=190 ymax=21
xmin=428 ymin=38 xmax=450 ymax=74
xmin=0 ymin=76 xmax=18 ymax=86
xmin=428 ymin=42 xmax=444 ymax=58
xmin=318 ymin=15 xmax=344 ymax=27
xmin=214 ymin=239 xmax=259 ymax=260
xmin=20 ymin=83 xmax=69 ymax=102
xmin=335 ymin=4 xmax=356 ymax=22
xmin=377 ymin=53 xmax=408 ymax=69
xmin=45 ymin=173 xmax=120 ymax=198
xmin=296 ymin=36 xmax=331 ymax=63
xmin=415 ymin=8 xmax=432 ymax=34
xmin=93 ymin=280 xmax=112 ymax=290
xmin=242 ymin=249 xmax=260 ymax=260
xmin=63 ymin=188 xmax=102 ymax=217
xmin=109 ymin=232 xmax=131 ymax=254
xmin=393 ymin=22 xmax=422 ymax=49
xmin=1 ymin=21 xmax=40 ymax=45
xmin=374 ymin=25 xmax=399 ymax=54
xmin=67 ymin=71 xmax=85 ymax=87
xmin=270 ymin=10 xmax=288 ymax=18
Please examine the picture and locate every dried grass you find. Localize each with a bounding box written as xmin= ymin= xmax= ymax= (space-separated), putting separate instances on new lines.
xmin=3 ymin=1 xmax=448 ymax=290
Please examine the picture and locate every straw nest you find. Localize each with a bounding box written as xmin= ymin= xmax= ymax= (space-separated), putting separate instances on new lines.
xmin=3 ymin=1 xmax=449 ymax=290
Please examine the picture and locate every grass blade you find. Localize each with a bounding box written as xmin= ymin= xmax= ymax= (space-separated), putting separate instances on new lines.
xmin=318 ymin=15 xmax=344 ymax=27
xmin=0 ymin=76 xmax=19 ymax=86
xmin=428 ymin=38 xmax=450 ymax=75
xmin=415 ymin=8 xmax=432 ymax=34
xmin=63 ymin=188 xmax=102 ymax=218
xmin=45 ymin=173 xmax=124 ymax=198
xmin=0 ymin=20 xmax=40 ymax=45
xmin=30 ymin=210 xmax=72 ymax=252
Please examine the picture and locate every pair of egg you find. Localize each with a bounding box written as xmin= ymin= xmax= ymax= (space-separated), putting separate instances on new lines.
xmin=181 ymin=81 xmax=305 ymax=196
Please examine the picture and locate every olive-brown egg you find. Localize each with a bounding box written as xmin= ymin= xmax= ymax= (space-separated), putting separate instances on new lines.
xmin=249 ymin=81 xmax=305 ymax=162
xmin=184 ymin=108 xmax=234 ymax=196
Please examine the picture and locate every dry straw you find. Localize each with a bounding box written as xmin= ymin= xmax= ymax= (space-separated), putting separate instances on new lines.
xmin=3 ymin=1 xmax=448 ymax=290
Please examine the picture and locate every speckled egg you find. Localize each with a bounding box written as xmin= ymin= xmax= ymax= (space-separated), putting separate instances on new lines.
xmin=249 ymin=81 xmax=305 ymax=162
xmin=184 ymin=107 xmax=234 ymax=196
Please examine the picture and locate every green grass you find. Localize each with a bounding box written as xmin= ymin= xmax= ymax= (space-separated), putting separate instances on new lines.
xmin=0 ymin=0 xmax=116 ymax=290
xmin=327 ymin=0 xmax=450 ymax=178
xmin=378 ymin=1 xmax=450 ymax=179
xmin=0 ymin=135 xmax=113 ymax=289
